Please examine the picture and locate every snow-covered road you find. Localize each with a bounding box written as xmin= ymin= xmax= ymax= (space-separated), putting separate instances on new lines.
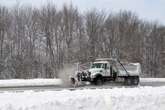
xmin=0 ymin=86 xmax=165 ymax=110
xmin=0 ymin=78 xmax=165 ymax=91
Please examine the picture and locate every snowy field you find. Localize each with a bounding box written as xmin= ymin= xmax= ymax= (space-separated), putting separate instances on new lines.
xmin=0 ymin=79 xmax=62 ymax=87
xmin=0 ymin=86 xmax=165 ymax=110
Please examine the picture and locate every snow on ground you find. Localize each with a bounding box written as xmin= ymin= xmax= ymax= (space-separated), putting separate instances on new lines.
xmin=0 ymin=79 xmax=62 ymax=87
xmin=0 ymin=86 xmax=165 ymax=110
xmin=140 ymin=78 xmax=165 ymax=82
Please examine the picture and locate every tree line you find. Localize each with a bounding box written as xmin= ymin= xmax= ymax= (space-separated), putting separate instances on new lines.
xmin=0 ymin=4 xmax=164 ymax=79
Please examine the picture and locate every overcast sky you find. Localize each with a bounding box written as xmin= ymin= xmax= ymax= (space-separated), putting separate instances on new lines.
xmin=0 ymin=0 xmax=165 ymax=24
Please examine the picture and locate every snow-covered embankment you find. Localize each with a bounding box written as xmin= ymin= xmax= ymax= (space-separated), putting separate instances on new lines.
xmin=0 ymin=79 xmax=62 ymax=87
xmin=140 ymin=78 xmax=165 ymax=82
xmin=0 ymin=86 xmax=165 ymax=110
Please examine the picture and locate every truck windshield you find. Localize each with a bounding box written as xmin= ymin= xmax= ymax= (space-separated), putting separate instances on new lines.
xmin=91 ymin=63 xmax=103 ymax=68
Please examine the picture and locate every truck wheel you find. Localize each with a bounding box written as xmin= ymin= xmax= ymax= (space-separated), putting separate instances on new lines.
xmin=132 ymin=76 xmax=139 ymax=85
xmin=95 ymin=77 xmax=103 ymax=85
xmin=124 ymin=77 xmax=132 ymax=85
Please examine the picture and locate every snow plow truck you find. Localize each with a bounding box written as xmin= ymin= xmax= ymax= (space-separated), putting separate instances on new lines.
xmin=70 ymin=58 xmax=141 ymax=86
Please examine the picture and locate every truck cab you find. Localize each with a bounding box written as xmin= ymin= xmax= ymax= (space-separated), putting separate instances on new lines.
xmin=89 ymin=61 xmax=117 ymax=79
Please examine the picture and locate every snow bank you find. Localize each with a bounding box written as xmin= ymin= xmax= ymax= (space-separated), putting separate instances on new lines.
xmin=140 ymin=78 xmax=165 ymax=82
xmin=0 ymin=79 xmax=62 ymax=87
xmin=0 ymin=86 xmax=165 ymax=110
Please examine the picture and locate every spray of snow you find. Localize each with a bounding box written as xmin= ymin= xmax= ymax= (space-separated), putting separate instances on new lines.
xmin=58 ymin=64 xmax=77 ymax=87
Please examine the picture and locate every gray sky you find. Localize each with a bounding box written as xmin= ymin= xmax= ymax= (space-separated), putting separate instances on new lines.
xmin=1 ymin=0 xmax=165 ymax=24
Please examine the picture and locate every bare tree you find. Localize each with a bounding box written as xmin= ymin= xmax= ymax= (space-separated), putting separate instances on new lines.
xmin=85 ymin=10 xmax=105 ymax=59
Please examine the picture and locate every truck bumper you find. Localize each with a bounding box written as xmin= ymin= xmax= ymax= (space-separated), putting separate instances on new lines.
xmin=81 ymin=76 xmax=91 ymax=82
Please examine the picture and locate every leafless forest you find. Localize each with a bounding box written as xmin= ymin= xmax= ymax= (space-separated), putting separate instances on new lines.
xmin=0 ymin=4 xmax=164 ymax=79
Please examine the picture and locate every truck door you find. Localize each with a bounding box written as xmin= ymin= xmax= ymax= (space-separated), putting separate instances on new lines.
xmin=110 ymin=66 xmax=113 ymax=76
xmin=105 ymin=63 xmax=110 ymax=76
xmin=102 ymin=63 xmax=106 ymax=76
xmin=110 ymin=65 xmax=117 ymax=79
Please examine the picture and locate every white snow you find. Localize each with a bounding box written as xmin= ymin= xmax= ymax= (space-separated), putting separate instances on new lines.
xmin=0 ymin=86 xmax=165 ymax=110
xmin=0 ymin=79 xmax=62 ymax=87
xmin=140 ymin=78 xmax=165 ymax=82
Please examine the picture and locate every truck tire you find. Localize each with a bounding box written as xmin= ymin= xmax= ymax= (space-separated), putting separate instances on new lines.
xmin=94 ymin=77 xmax=103 ymax=85
xmin=124 ymin=77 xmax=132 ymax=85
xmin=132 ymin=76 xmax=139 ymax=85
xmin=124 ymin=76 xmax=139 ymax=85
